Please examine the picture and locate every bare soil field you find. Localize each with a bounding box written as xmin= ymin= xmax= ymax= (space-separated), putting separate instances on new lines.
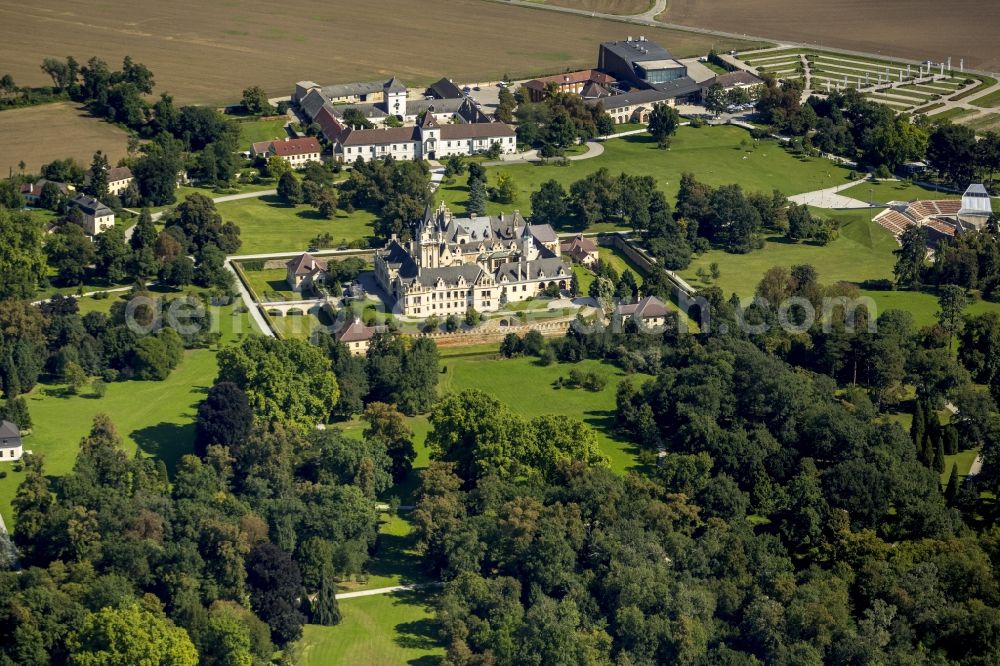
xmin=0 ymin=0 xmax=762 ymax=106
xmin=0 ymin=102 xmax=129 ymax=175
xmin=544 ymin=0 xmax=653 ymax=15
xmin=660 ymin=0 xmax=1000 ymax=72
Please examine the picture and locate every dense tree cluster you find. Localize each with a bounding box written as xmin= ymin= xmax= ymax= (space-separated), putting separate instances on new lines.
xmin=340 ymin=156 xmax=432 ymax=241
xmin=513 ymin=88 xmax=611 ymax=154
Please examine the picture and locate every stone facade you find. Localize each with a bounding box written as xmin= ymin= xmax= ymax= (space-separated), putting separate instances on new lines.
xmin=375 ymin=204 xmax=569 ymax=317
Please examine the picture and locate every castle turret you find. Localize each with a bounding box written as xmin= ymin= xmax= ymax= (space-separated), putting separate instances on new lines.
xmin=383 ymin=77 xmax=407 ymax=118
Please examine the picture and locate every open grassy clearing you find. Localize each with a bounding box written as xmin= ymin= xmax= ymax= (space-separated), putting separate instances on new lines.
xmin=680 ymin=210 xmax=897 ymax=301
xmin=216 ymin=195 xmax=376 ymax=254
xmin=0 ymin=304 xmax=254 ymax=529
xmin=0 ymin=0 xmax=765 ymax=106
xmin=292 ymin=591 xmax=443 ymax=666
xmin=0 ymin=101 xmax=130 ymax=175
xmin=661 ymin=0 xmax=1000 ymax=71
xmin=439 ymin=126 xmax=855 ymax=224
xmin=859 ymin=289 xmax=1000 ymax=329
xmin=241 ymin=267 xmax=297 ymax=301
xmin=439 ymin=352 xmax=648 ymax=474
xmin=841 ymin=180 xmax=960 ymax=204
xmin=235 ymin=117 xmax=289 ymax=150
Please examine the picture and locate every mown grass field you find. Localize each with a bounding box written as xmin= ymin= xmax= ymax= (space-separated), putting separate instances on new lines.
xmin=236 ymin=117 xmax=289 ymax=150
xmin=680 ymin=209 xmax=897 ymax=300
xmin=0 ymin=102 xmax=130 ymax=175
xmin=216 ymin=195 xmax=376 ymax=254
xmin=0 ymin=0 xmax=765 ymax=105
xmin=293 ymin=591 xmax=443 ymax=666
xmin=0 ymin=304 xmax=254 ymax=529
xmin=841 ymin=180 xmax=960 ymax=205
xmin=438 ymin=351 xmax=648 ymax=474
xmin=439 ymin=127 xmax=855 ymax=226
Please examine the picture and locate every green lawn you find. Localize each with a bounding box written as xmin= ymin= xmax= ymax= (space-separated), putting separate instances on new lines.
xmin=0 ymin=305 xmax=254 ymax=529
xmin=216 ymin=195 xmax=376 ymax=254
xmin=860 ymin=289 xmax=1000 ymax=329
xmin=242 ymin=267 xmax=297 ymax=301
xmin=681 ymin=211 xmax=897 ymax=300
xmin=236 ymin=117 xmax=289 ymax=150
xmin=841 ymin=180 xmax=960 ymax=205
xmin=438 ymin=351 xmax=647 ymax=473
xmin=942 ymin=447 xmax=980 ymax=485
xmin=292 ymin=590 xmax=442 ymax=666
xmin=971 ymin=89 xmax=1000 ymax=108
xmin=437 ymin=126 xmax=856 ymax=227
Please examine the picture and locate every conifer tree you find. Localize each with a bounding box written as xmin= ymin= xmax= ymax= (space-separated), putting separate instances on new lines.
xmin=933 ymin=437 xmax=946 ymax=474
xmin=312 ymin=570 xmax=341 ymax=626
xmin=944 ymin=464 xmax=959 ymax=504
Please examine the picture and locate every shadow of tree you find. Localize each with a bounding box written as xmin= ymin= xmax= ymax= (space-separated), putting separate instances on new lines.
xmin=392 ymin=589 xmax=442 ymax=656
xmin=130 ymin=421 xmax=195 ymax=477
xmin=365 ymin=522 xmax=428 ymax=587
xmin=583 ymin=408 xmax=648 ymax=474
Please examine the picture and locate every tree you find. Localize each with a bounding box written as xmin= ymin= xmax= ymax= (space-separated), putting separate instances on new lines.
xmin=530 ymin=179 xmax=568 ymax=224
xmin=66 ymin=603 xmax=198 ymax=666
xmin=466 ymin=176 xmax=487 ymax=216
xmin=311 ymin=570 xmax=342 ymax=626
xmin=341 ymin=107 xmax=375 ymax=130
xmin=0 ymin=207 xmax=45 ymax=299
xmin=363 ymin=402 xmax=416 ymax=482
xmin=315 ymin=189 xmax=338 ymax=219
xmin=894 ymin=225 xmax=928 ymax=288
xmin=944 ymin=464 xmax=959 ymax=503
xmin=242 ymin=85 xmax=274 ymax=115
xmin=133 ymin=134 xmax=183 ymax=206
xmin=46 ymin=223 xmax=95 ymax=286
xmin=94 ymin=225 xmax=130 ymax=283
xmin=246 ymin=543 xmax=306 ymax=645
xmin=936 ymin=285 xmax=969 ymax=351
xmin=496 ymin=86 xmax=516 ymax=124
xmin=217 ymin=336 xmax=339 ymax=426
xmin=493 ymin=172 xmax=517 ymax=204
xmin=87 ymin=151 xmax=110 ymax=200
xmin=196 ymin=381 xmax=254 ymax=457
xmin=595 ymin=112 xmax=615 ymax=137
xmin=1 ymin=396 xmax=31 ymax=431
xmin=163 ymin=192 xmax=241 ymax=254
xmin=704 ymin=83 xmax=729 ymax=117
xmin=277 ymin=171 xmax=303 ymax=204
xmin=927 ymin=122 xmax=978 ymax=186
xmin=648 ymin=103 xmax=680 ymax=149
xmin=546 ymin=110 xmax=578 ymax=150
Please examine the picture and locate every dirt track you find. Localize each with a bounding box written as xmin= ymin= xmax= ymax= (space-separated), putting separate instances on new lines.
xmin=661 ymin=0 xmax=1000 ymax=72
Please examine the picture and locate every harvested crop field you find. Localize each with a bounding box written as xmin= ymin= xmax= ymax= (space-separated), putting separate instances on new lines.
xmin=0 ymin=0 xmax=764 ymax=106
xmin=0 ymin=102 xmax=130 ymax=174
xmin=543 ymin=0 xmax=653 ymax=15
xmin=660 ymin=0 xmax=1000 ymax=72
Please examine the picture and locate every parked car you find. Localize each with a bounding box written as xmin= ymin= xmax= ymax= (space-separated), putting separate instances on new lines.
xmin=473 ymin=86 xmax=481 ymax=91
xmin=462 ymin=86 xmax=471 ymax=93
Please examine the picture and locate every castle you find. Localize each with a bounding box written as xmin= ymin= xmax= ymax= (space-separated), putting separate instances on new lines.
xmin=374 ymin=204 xmax=570 ymax=317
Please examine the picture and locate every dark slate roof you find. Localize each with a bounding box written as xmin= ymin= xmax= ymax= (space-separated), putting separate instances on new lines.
xmin=300 ymin=88 xmax=330 ymax=119
xmin=707 ymin=71 xmax=764 ymax=89
xmin=332 ymin=102 xmax=388 ymax=120
xmin=427 ymin=77 xmax=464 ymax=100
xmin=420 ymin=112 xmax=439 ymax=129
xmin=530 ymin=224 xmax=558 ymax=244
xmin=20 ymin=178 xmax=69 ymax=196
xmin=407 ymin=97 xmax=468 ymax=117
xmin=495 ymin=258 xmax=569 ymax=282
xmin=601 ymin=38 xmax=676 ymax=64
xmin=321 ymin=79 xmax=391 ymax=99
xmin=70 ymin=194 xmax=112 ymax=217
xmin=651 ymin=76 xmax=701 ymax=98
xmin=588 ymin=86 xmax=685 ymax=111
xmin=383 ymin=77 xmax=407 ymax=93
xmin=0 ymin=420 xmax=20 ymax=441
xmin=414 ymin=264 xmax=487 ymax=287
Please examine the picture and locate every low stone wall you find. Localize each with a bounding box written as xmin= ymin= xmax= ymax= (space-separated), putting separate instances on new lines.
xmin=419 ymin=319 xmax=571 ymax=348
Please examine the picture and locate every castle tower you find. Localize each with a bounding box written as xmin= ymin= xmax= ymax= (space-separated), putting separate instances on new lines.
xmin=383 ymin=77 xmax=407 ymax=119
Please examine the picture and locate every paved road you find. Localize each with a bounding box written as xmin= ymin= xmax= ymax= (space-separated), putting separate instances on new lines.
xmin=788 ymin=180 xmax=872 ymax=209
xmin=123 ymin=188 xmax=278 ymax=241
xmin=336 ymin=582 xmax=440 ymax=600
xmin=482 ymin=139 xmax=604 ymax=167
xmin=226 ymin=259 xmax=272 ymax=337
xmin=968 ymin=455 xmax=984 ymax=477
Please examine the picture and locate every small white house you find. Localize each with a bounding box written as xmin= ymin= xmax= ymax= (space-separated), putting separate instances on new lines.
xmin=70 ymin=194 xmax=115 ymax=235
xmin=0 ymin=420 xmax=22 ymax=462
